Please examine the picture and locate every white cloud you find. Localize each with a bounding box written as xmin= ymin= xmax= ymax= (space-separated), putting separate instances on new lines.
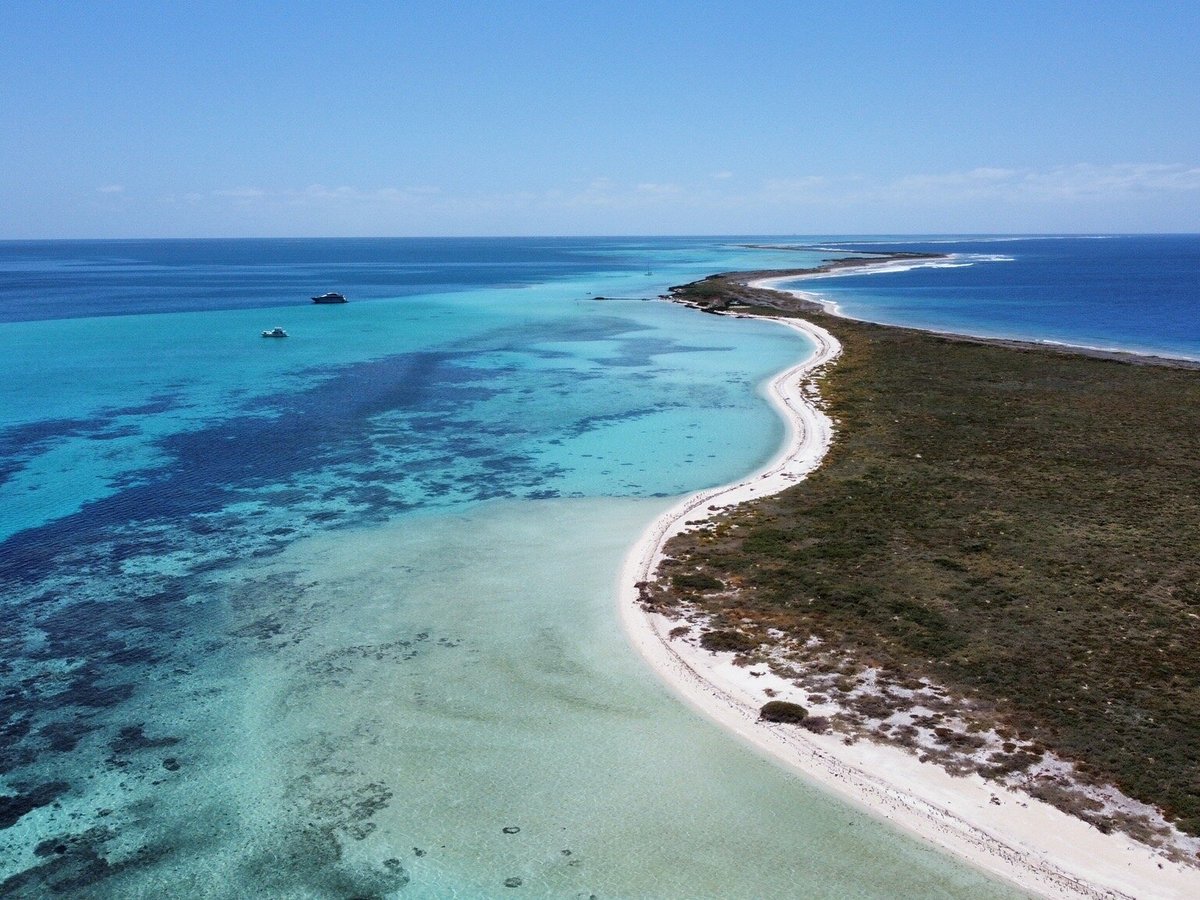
xmin=212 ymin=187 xmax=266 ymax=199
xmin=178 ymin=163 xmax=1198 ymax=235
xmin=876 ymin=164 xmax=1200 ymax=204
xmin=201 ymin=165 xmax=1199 ymax=220
xmin=635 ymin=182 xmax=682 ymax=195
xmin=96 ymin=184 xmax=124 ymax=194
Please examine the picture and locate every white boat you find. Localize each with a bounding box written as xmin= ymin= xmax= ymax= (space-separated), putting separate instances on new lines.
xmin=261 ymin=327 xmax=288 ymax=338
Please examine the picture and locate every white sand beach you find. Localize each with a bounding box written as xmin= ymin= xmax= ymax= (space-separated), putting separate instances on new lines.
xmin=617 ymin=306 xmax=1200 ymax=899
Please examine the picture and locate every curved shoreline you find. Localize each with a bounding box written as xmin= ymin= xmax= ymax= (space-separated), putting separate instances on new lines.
xmin=617 ymin=313 xmax=1200 ymax=898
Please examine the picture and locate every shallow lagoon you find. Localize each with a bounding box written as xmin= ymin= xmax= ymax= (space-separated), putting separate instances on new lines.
xmin=0 ymin=239 xmax=1017 ymax=896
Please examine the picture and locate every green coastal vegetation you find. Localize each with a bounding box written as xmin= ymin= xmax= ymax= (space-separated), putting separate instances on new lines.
xmin=655 ymin=270 xmax=1200 ymax=839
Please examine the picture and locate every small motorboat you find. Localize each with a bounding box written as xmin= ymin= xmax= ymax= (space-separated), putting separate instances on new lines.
xmin=261 ymin=327 xmax=288 ymax=338
xmin=312 ymin=292 xmax=348 ymax=304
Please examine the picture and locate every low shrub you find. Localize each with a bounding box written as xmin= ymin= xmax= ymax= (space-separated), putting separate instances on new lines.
xmin=671 ymin=572 xmax=725 ymax=592
xmin=759 ymin=700 xmax=809 ymax=724
xmin=699 ymin=630 xmax=759 ymax=653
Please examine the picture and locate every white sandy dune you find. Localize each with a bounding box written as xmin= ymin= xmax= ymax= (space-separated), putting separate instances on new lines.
xmin=617 ymin=303 xmax=1200 ymax=899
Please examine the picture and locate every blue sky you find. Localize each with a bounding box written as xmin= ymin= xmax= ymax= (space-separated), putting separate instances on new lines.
xmin=2 ymin=1 xmax=1197 ymax=237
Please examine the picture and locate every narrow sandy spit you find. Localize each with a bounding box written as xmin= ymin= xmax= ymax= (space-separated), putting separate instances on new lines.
xmin=617 ymin=309 xmax=1200 ymax=899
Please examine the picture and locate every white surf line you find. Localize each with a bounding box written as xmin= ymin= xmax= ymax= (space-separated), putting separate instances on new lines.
xmin=617 ymin=305 xmax=1200 ymax=900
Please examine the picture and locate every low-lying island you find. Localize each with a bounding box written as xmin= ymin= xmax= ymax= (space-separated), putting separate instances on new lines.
xmin=621 ymin=260 xmax=1200 ymax=899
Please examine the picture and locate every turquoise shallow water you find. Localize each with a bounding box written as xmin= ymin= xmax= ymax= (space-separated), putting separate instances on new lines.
xmin=0 ymin=238 xmax=1018 ymax=896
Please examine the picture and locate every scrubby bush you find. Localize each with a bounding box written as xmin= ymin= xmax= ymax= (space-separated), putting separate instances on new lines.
xmin=670 ymin=572 xmax=725 ymax=592
xmin=759 ymin=700 xmax=809 ymax=724
xmin=699 ymin=630 xmax=758 ymax=653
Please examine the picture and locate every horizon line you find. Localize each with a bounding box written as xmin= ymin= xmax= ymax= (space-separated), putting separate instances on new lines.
xmin=3 ymin=231 xmax=1199 ymax=243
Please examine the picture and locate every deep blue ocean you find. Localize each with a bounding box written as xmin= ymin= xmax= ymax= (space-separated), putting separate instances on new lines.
xmin=787 ymin=234 xmax=1200 ymax=359
xmin=1 ymin=234 xmax=1195 ymax=898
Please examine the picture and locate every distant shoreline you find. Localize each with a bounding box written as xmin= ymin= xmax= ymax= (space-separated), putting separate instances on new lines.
xmin=672 ymin=253 xmax=1200 ymax=368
